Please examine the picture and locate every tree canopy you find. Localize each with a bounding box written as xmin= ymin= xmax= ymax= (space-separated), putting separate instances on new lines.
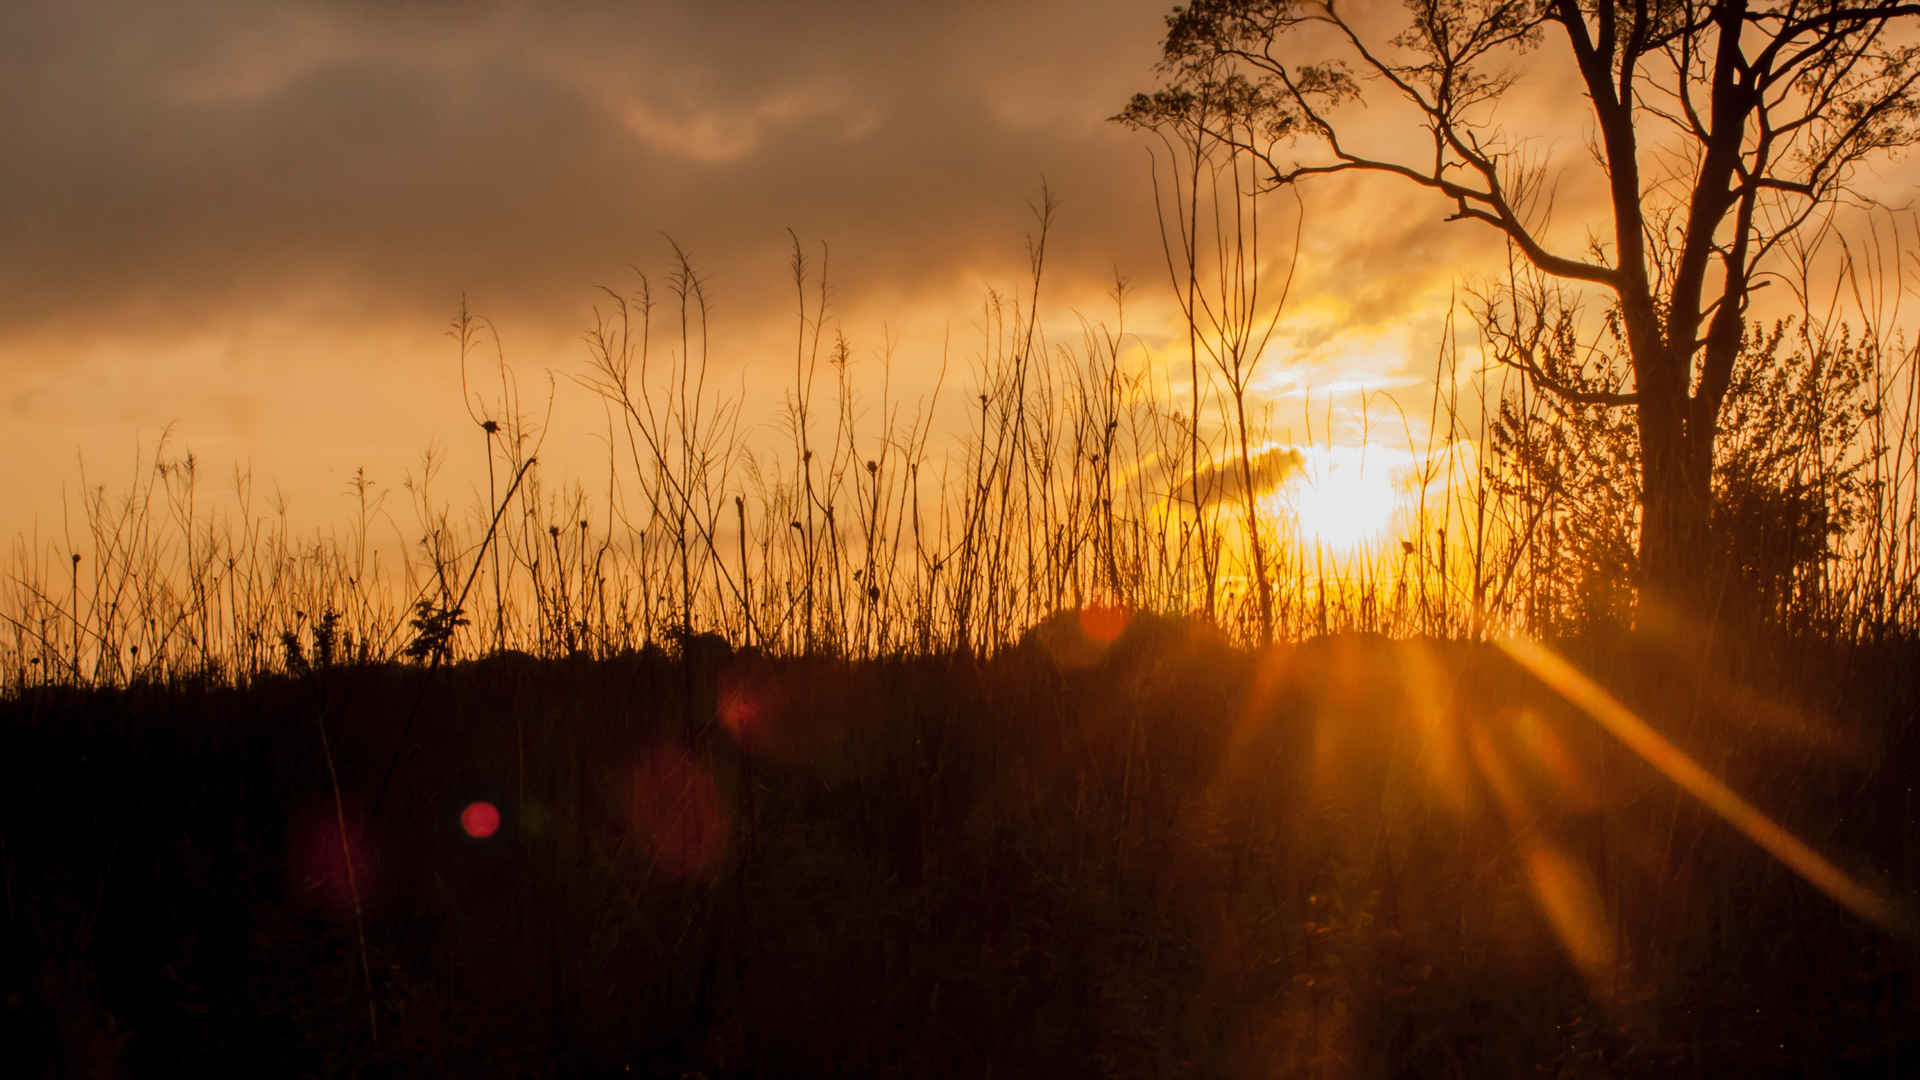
xmin=1122 ymin=0 xmax=1920 ymax=612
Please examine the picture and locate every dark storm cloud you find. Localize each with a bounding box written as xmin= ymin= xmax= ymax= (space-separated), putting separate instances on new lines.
xmin=0 ymin=0 xmax=1189 ymax=351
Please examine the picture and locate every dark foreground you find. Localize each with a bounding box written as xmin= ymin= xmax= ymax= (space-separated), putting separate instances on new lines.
xmin=5 ymin=619 xmax=1917 ymax=1077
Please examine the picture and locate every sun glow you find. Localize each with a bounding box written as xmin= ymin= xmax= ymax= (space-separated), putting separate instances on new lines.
xmin=1287 ymin=461 xmax=1400 ymax=552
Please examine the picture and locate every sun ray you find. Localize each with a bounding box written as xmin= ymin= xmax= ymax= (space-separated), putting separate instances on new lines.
xmin=1496 ymin=635 xmax=1914 ymax=938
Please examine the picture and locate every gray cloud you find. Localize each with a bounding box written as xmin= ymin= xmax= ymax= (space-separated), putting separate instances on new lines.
xmin=1169 ymin=443 xmax=1309 ymax=511
xmin=0 ymin=0 xmax=1182 ymax=350
xmin=2 ymin=0 xmax=1712 ymax=544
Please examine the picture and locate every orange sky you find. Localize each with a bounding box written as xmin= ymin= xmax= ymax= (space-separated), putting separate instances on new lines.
xmin=5 ymin=1 xmax=1912 ymax=550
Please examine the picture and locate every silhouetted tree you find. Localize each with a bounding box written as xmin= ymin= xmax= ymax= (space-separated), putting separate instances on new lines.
xmin=1123 ymin=0 xmax=1920 ymax=612
xmin=1117 ymin=70 xmax=1306 ymax=645
xmin=1489 ymin=279 xmax=1877 ymax=632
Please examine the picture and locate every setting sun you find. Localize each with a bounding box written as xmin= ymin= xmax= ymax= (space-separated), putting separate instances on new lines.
xmin=1283 ymin=462 xmax=1400 ymax=552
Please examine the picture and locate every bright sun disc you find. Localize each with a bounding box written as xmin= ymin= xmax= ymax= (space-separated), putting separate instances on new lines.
xmin=1293 ymin=467 xmax=1397 ymax=551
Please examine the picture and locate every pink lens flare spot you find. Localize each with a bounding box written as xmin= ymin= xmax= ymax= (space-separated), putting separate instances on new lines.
xmin=461 ymin=800 xmax=502 ymax=839
xmin=628 ymin=746 xmax=731 ymax=879
xmin=288 ymin=803 xmax=379 ymax=916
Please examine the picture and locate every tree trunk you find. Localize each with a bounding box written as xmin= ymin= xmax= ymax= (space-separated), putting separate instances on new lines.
xmin=1636 ymin=392 xmax=1715 ymax=616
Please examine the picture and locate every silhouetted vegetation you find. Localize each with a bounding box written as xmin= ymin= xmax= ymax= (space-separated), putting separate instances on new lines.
xmin=6 ymin=624 xmax=1915 ymax=1075
xmin=7 ymin=208 xmax=1918 ymax=681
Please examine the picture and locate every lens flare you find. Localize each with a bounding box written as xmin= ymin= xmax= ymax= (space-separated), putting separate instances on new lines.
xmin=1079 ymin=604 xmax=1130 ymax=645
xmin=1497 ymin=635 xmax=1913 ymax=937
xmin=288 ymin=802 xmax=378 ymax=916
xmin=627 ymin=746 xmax=730 ymax=879
xmin=461 ymin=800 xmax=501 ymax=839
xmin=718 ymin=682 xmax=764 ymax=744
xmin=1470 ymin=722 xmax=1616 ymax=980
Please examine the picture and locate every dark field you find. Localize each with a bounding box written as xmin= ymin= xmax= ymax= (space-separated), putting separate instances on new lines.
xmin=6 ymin=619 xmax=1917 ymax=1077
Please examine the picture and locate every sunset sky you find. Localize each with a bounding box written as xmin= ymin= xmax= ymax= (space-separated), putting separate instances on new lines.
xmin=9 ymin=1 xmax=1906 ymax=550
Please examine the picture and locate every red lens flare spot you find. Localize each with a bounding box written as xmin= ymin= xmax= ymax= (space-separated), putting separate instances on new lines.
xmin=718 ymin=683 xmax=763 ymax=744
xmin=628 ymin=746 xmax=731 ymax=879
xmin=461 ymin=800 xmax=501 ymax=839
xmin=718 ymin=660 xmax=808 ymax=760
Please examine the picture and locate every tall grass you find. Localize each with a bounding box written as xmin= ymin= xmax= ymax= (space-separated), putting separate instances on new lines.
xmin=5 ymin=207 xmax=1919 ymax=691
